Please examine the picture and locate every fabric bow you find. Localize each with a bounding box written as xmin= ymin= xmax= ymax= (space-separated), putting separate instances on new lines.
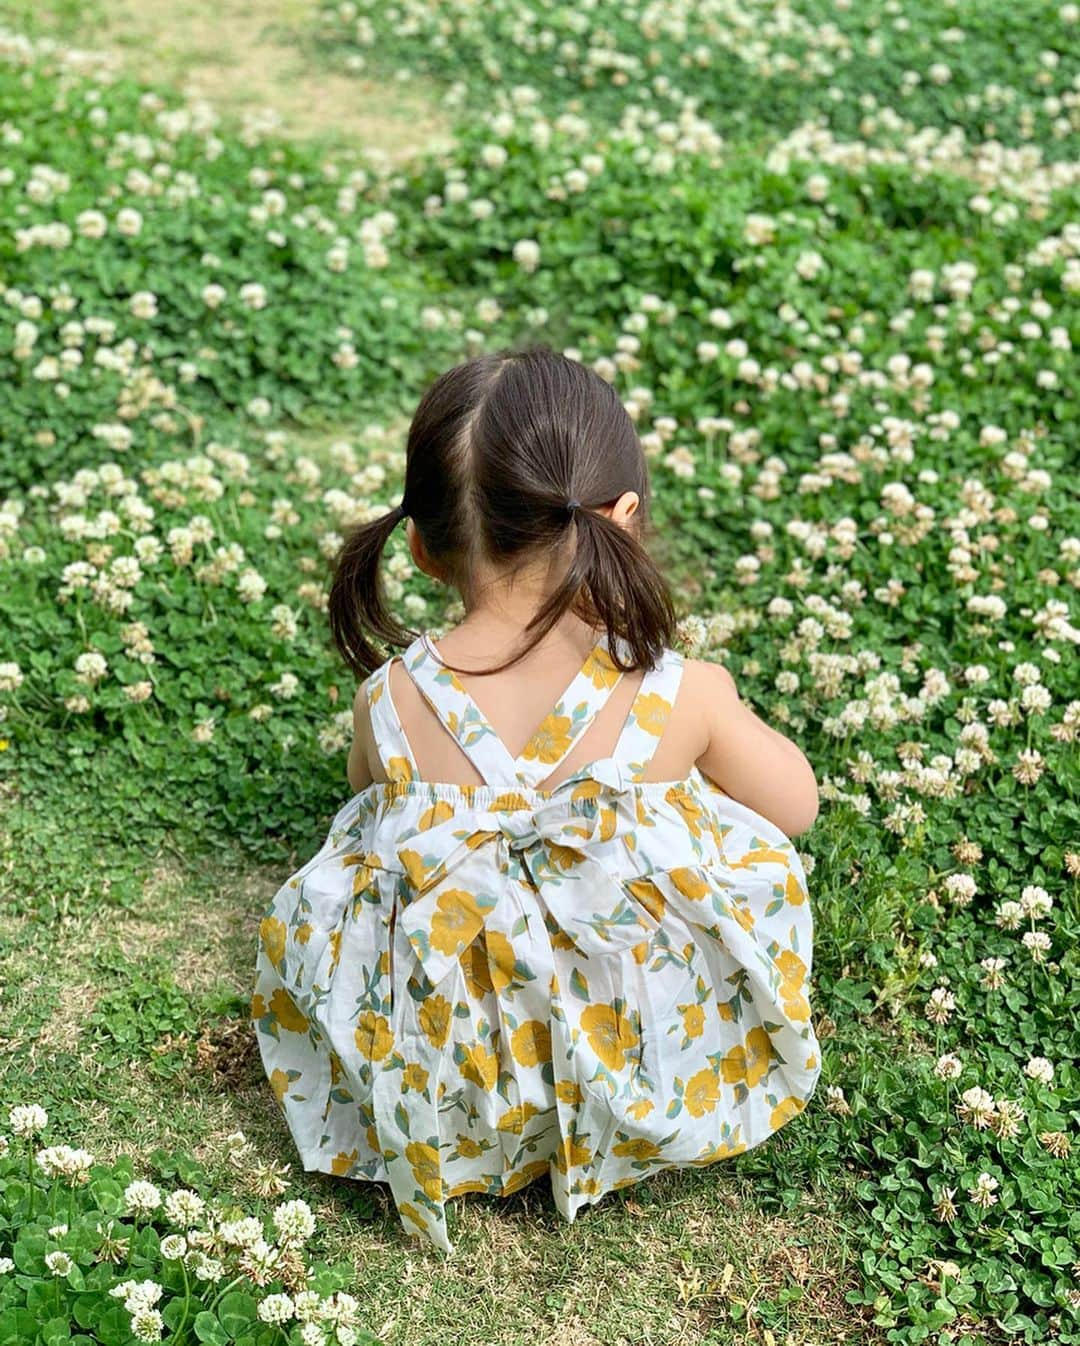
xmin=393 ymin=763 xmax=657 ymax=985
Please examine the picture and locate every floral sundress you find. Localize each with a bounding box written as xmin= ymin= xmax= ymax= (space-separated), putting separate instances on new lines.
xmin=252 ymin=632 xmax=821 ymax=1252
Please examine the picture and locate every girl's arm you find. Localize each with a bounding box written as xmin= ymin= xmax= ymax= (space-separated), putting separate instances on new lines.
xmin=691 ymin=660 xmax=819 ymax=837
xmin=347 ymin=680 xmax=374 ymax=793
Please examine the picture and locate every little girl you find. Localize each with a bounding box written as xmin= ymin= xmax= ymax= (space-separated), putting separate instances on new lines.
xmin=253 ymin=344 xmax=822 ymax=1253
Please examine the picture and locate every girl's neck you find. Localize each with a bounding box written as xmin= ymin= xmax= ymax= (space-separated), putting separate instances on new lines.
xmin=443 ymin=558 xmax=593 ymax=659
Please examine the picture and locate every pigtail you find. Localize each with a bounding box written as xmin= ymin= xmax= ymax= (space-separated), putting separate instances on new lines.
xmin=523 ymin=506 xmax=676 ymax=672
xmin=327 ymin=504 xmax=413 ymax=677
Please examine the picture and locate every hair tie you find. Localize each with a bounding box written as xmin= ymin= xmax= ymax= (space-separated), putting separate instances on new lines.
xmin=387 ymin=501 xmax=407 ymax=526
xmin=566 ymin=498 xmax=581 ymax=515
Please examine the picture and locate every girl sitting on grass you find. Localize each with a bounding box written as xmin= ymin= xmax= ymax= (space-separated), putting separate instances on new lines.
xmin=253 ymin=343 xmax=821 ymax=1252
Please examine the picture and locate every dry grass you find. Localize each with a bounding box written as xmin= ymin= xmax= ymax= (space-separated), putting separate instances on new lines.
xmin=18 ymin=0 xmax=455 ymax=163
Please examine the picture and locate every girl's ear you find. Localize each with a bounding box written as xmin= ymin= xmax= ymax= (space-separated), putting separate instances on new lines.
xmin=607 ymin=490 xmax=640 ymax=528
xmin=406 ymin=518 xmax=445 ymax=581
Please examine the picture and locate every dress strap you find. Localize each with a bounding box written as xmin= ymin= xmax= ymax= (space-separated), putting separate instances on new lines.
xmin=512 ymin=639 xmax=623 ymax=789
xmin=609 ymin=646 xmax=685 ymax=782
xmin=400 ymin=636 xmax=520 ymax=786
xmin=401 ymin=632 xmax=625 ymax=789
xmin=364 ymin=656 xmax=419 ymax=785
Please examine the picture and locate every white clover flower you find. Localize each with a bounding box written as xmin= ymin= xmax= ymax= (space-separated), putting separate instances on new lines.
xmin=159 ymin=1234 xmax=187 ymax=1260
xmin=293 ymin=1290 xmax=324 ymax=1322
xmin=257 ymin=1293 xmax=296 ymax=1324
xmin=45 ymin=1250 xmax=73 ymax=1276
xmin=300 ymin=1325 xmax=327 ymax=1346
xmin=193 ymin=1256 xmax=225 ymax=1282
xmin=47 ymin=1224 xmax=68 ymax=1239
xmin=237 ymin=568 xmax=268 ymax=603
xmin=116 ymin=207 xmax=143 ymax=236
xmin=123 ymin=1180 xmax=162 ymax=1216
xmin=512 ymin=238 xmax=540 ymax=273
xmin=0 ymin=662 xmax=23 ymax=692
xmin=1024 ymin=1056 xmax=1054 ymax=1085
xmin=1021 ymin=930 xmax=1052 ymax=962
xmin=74 ymin=652 xmax=108 ymax=685
xmin=0 ymin=1258 xmax=14 ymax=1274
xmin=35 ymin=1144 xmax=94 ymax=1182
xmin=934 ymin=1053 xmax=962 ymax=1081
xmin=272 ymin=1198 xmax=316 ymax=1245
xmin=9 ymin=1104 xmax=48 ymax=1137
xmin=925 ymin=987 xmax=956 ymax=1024
xmin=220 ymin=1216 xmax=264 ymax=1248
xmin=968 ymin=1172 xmax=999 ymax=1210
xmin=164 ymin=1188 xmax=205 ymax=1227
xmin=1020 ymin=885 xmax=1053 ymax=918
xmin=240 ymin=282 xmax=268 ymax=310
xmin=130 ymin=1309 xmax=164 ymax=1343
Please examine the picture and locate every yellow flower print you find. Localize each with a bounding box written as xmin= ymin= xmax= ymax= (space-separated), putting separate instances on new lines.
xmin=460 ymin=939 xmax=494 ymax=998
xmin=387 ymin=755 xmax=413 ymax=783
xmin=366 ymin=1124 xmax=381 ymax=1155
xmin=633 ymin=691 xmax=672 ymax=737
xmin=626 ymin=1098 xmax=655 ymax=1120
xmin=510 ymin=1019 xmax=552 ymax=1067
xmin=368 ymin=678 xmax=384 ymax=707
xmin=418 ymin=994 xmax=452 ymax=1048
xmin=776 ymin=949 xmax=810 ymax=1023
xmin=665 ymin=785 xmax=704 ymax=838
xmin=331 ymin=1150 xmax=358 ymax=1175
xmin=447 ymin=1179 xmax=490 ymax=1198
xmin=269 ymin=988 xmax=309 ymax=1034
xmin=583 ymin=646 xmax=621 ymax=690
xmin=670 ymin=867 xmax=709 ymax=900
xmin=269 ymin=1068 xmax=294 ymax=1102
xmin=579 ymin=1002 xmax=640 ymax=1072
xmin=251 ymin=993 xmax=268 ymax=1020
xmin=259 ymin=916 xmax=287 ymax=967
xmin=612 ymin=1138 xmax=662 ymax=1160
xmin=720 ymin=1026 xmax=775 ymax=1088
xmin=455 ymin=1135 xmax=484 ymax=1159
xmin=329 ymin=1051 xmax=345 ymax=1085
xmin=680 ymin=1003 xmax=706 ymax=1039
xmin=328 ymin=930 xmax=342 ymax=976
xmin=631 ymin=941 xmax=650 ymax=965
xmin=402 ymin=1063 xmax=429 ymax=1092
xmin=556 ymin=1079 xmax=582 ymax=1107
xmin=626 ymin=877 xmax=666 ymax=923
xmin=599 ymin=806 xmax=617 ymax=842
xmin=496 ymin=1103 xmax=539 ymax=1134
xmin=398 ymin=1202 xmax=429 ymax=1233
xmin=683 ymin=1067 xmax=721 ymax=1118
xmin=522 ymin=712 xmax=574 ymax=764
xmin=419 ymin=800 xmax=455 ymax=831
xmin=554 ymin=1135 xmax=593 ymax=1172
xmin=717 ymin=996 xmax=736 ymax=1022
xmin=547 ymin=842 xmax=584 ymax=872
xmin=770 ymin=1096 xmax=806 ymax=1131
xmin=805 ymin=1053 xmax=817 ymax=1071
xmin=571 ymin=779 xmax=601 ymax=803
xmin=485 ymin=929 xmax=520 ymax=992
xmin=429 ymin=888 xmax=485 ymax=957
xmin=405 ymin=1142 xmax=443 ymax=1202
xmin=785 ymin=871 xmax=806 ymax=905
xmin=342 ymin=853 xmax=373 ymax=896
xmin=293 ymin=922 xmax=312 ymax=945
xmin=490 ymin=792 xmax=532 ymax=812
xmin=732 ymin=846 xmax=790 ymax=869
xmin=501 ymin=1159 xmax=549 ymax=1195
xmin=354 ymin=1011 xmax=394 ymax=1062
xmin=458 ymin=1042 xmax=499 ymax=1091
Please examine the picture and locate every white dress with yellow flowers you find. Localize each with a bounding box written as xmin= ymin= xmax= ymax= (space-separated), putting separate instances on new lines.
xmin=252 ymin=633 xmax=821 ymax=1252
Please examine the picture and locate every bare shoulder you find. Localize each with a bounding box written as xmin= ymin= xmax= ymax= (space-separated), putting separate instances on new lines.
xmin=679 ymin=656 xmax=740 ymax=704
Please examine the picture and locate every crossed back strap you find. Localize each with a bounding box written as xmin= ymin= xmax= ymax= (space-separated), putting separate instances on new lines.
xmin=365 ymin=632 xmax=684 ymax=789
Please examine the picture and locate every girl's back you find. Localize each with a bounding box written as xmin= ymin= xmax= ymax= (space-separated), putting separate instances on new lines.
xmin=252 ymin=344 xmax=821 ymax=1252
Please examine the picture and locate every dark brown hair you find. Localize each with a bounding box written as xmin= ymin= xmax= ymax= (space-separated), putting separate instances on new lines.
xmin=327 ymin=343 xmax=676 ymax=677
